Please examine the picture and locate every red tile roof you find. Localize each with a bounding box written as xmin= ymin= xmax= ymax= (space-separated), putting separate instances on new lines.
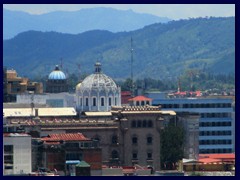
xmin=128 ymin=96 xmax=152 ymax=101
xmin=41 ymin=133 xmax=89 ymax=142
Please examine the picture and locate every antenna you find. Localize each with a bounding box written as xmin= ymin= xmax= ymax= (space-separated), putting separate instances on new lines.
xmin=60 ymin=58 xmax=63 ymax=70
xmin=130 ymin=37 xmax=134 ymax=97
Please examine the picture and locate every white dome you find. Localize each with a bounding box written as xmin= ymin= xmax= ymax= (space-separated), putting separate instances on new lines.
xmin=75 ymin=62 xmax=121 ymax=112
xmin=79 ymin=62 xmax=118 ymax=92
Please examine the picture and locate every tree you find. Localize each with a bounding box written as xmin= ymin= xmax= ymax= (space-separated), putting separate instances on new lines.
xmin=160 ymin=120 xmax=184 ymax=170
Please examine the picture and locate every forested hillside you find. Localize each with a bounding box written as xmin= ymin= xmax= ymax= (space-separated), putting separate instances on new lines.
xmin=3 ymin=17 xmax=235 ymax=81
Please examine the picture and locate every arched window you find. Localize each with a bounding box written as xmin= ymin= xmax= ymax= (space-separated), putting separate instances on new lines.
xmin=112 ymin=135 xmax=118 ymax=144
xmin=132 ymin=136 xmax=138 ymax=145
xmin=136 ymin=101 xmax=140 ymax=106
xmin=92 ymin=97 xmax=96 ymax=106
xmin=112 ymin=150 xmax=119 ymax=159
xmin=79 ymin=97 xmax=82 ymax=106
xmin=147 ymin=135 xmax=153 ymax=145
xmin=109 ymin=97 xmax=112 ymax=106
xmin=131 ymin=120 xmax=137 ymax=128
xmin=132 ymin=151 xmax=138 ymax=159
xmin=101 ymin=97 xmax=104 ymax=106
xmin=141 ymin=101 xmax=145 ymax=106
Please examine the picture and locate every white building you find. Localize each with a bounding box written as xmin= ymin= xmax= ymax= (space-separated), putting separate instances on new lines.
xmin=16 ymin=92 xmax=76 ymax=108
xmin=3 ymin=133 xmax=32 ymax=175
xmin=76 ymin=62 xmax=121 ymax=112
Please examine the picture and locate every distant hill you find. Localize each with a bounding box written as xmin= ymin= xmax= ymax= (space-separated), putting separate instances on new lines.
xmin=3 ymin=7 xmax=171 ymax=40
xmin=3 ymin=17 xmax=235 ymax=80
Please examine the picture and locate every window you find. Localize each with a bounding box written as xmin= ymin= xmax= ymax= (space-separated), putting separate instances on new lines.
xmin=142 ymin=120 xmax=147 ymax=127
xmin=132 ymin=137 xmax=138 ymax=145
xmin=4 ymin=145 xmax=13 ymax=154
xmin=132 ymin=152 xmax=138 ymax=159
xmin=85 ymin=97 xmax=89 ymax=106
xmin=112 ymin=150 xmax=119 ymax=159
xmin=147 ymin=152 xmax=152 ymax=159
xmin=112 ymin=135 xmax=118 ymax=144
xmin=141 ymin=101 xmax=145 ymax=106
xmin=93 ymin=97 xmax=96 ymax=106
xmin=147 ymin=120 xmax=153 ymax=128
xmin=131 ymin=120 xmax=137 ymax=128
xmin=136 ymin=101 xmax=140 ymax=106
xmin=137 ymin=121 xmax=142 ymax=128
xmin=101 ymin=97 xmax=104 ymax=106
xmin=115 ymin=98 xmax=117 ymax=105
xmin=147 ymin=136 xmax=153 ymax=145
xmin=109 ymin=97 xmax=112 ymax=106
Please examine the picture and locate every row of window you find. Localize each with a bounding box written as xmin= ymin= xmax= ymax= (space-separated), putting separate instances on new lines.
xmin=199 ymin=139 xmax=232 ymax=145
xmin=200 ymin=121 xmax=231 ymax=127
xmin=200 ymin=113 xmax=231 ymax=118
xmin=199 ymin=131 xmax=232 ymax=136
xmin=132 ymin=136 xmax=153 ymax=145
xmin=162 ymin=103 xmax=231 ymax=109
xmin=135 ymin=101 xmax=150 ymax=106
xmin=111 ymin=150 xmax=153 ymax=160
xmin=79 ymin=97 xmax=117 ymax=106
xmin=199 ymin=148 xmax=232 ymax=154
xmin=132 ymin=152 xmax=153 ymax=160
xmin=131 ymin=120 xmax=153 ymax=128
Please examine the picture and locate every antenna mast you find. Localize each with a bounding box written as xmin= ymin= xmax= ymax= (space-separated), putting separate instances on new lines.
xmin=131 ymin=37 xmax=134 ymax=97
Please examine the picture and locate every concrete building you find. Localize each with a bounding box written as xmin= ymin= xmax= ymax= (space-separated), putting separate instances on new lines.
xmin=3 ymin=68 xmax=43 ymax=102
xmin=151 ymin=97 xmax=235 ymax=154
xmin=4 ymin=105 xmax=177 ymax=171
xmin=3 ymin=133 xmax=32 ymax=175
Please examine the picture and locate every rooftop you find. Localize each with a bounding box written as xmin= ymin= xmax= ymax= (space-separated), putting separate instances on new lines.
xmin=128 ymin=95 xmax=152 ymax=102
xmin=41 ymin=133 xmax=90 ymax=142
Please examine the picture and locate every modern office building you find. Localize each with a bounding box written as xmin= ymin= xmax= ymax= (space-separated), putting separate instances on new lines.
xmin=151 ymin=97 xmax=235 ymax=154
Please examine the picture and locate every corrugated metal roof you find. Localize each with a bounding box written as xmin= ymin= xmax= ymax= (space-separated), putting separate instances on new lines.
xmin=41 ymin=133 xmax=89 ymax=141
xmin=3 ymin=107 xmax=76 ymax=117
xmin=199 ymin=153 xmax=235 ymax=160
xmin=85 ymin=112 xmax=112 ymax=116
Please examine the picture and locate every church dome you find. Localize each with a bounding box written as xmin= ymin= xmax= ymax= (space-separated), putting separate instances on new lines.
xmin=76 ymin=83 xmax=82 ymax=93
xmin=79 ymin=62 xmax=118 ymax=92
xmin=48 ymin=65 xmax=66 ymax=80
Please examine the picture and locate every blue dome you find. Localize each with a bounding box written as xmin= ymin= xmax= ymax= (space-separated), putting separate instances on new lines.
xmin=48 ymin=65 xmax=66 ymax=80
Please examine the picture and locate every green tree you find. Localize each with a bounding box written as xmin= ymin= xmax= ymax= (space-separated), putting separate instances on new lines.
xmin=160 ymin=120 xmax=184 ymax=170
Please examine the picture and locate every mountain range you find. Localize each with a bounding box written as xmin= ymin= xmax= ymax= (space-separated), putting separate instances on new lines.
xmin=3 ymin=17 xmax=235 ymax=81
xmin=3 ymin=7 xmax=171 ymax=40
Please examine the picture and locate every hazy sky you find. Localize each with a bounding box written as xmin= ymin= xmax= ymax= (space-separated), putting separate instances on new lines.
xmin=3 ymin=4 xmax=235 ymax=20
